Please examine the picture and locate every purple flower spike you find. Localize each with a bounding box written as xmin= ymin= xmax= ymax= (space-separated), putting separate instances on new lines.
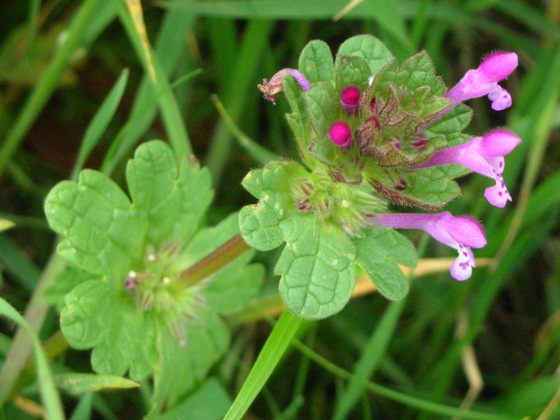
xmin=257 ymin=68 xmax=311 ymax=102
xmin=341 ymin=85 xmax=361 ymax=112
xmin=371 ymin=212 xmax=487 ymax=281
xmin=445 ymin=51 xmax=518 ymax=111
xmin=329 ymin=121 xmax=352 ymax=148
xmin=412 ymin=129 xmax=521 ymax=207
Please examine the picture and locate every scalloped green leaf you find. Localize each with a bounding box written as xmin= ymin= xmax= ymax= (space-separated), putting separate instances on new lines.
xmin=306 ymin=81 xmax=338 ymax=138
xmin=355 ymin=227 xmax=417 ymax=267
xmin=354 ymin=227 xmax=417 ymax=301
xmin=361 ymin=259 xmax=410 ymax=301
xmin=240 ymin=161 xmax=308 ymax=251
xmin=425 ymin=104 xmax=474 ymax=145
xmin=157 ymin=378 xmax=231 ymax=420
xmin=276 ymin=216 xmax=356 ymax=320
xmin=47 ymin=140 xmax=262 ymax=399
xmin=367 ymin=164 xmax=461 ymax=210
xmin=397 ymin=51 xmax=445 ymax=95
xmin=61 ymin=279 xmax=158 ymax=380
xmin=44 ymin=266 xmax=102 ymax=312
xmin=335 ymin=55 xmax=372 ymax=92
xmin=44 ymin=170 xmax=146 ymax=281
xmin=153 ymin=311 xmax=230 ymax=409
xmin=60 ymin=280 xmax=109 ymax=350
xmin=337 ymin=34 xmax=394 ymax=76
xmin=45 ymin=140 xmax=213 ymax=284
xmin=239 ymin=205 xmax=284 ymax=251
xmin=126 ymin=141 xmax=213 ymax=248
xmin=298 ymin=40 xmax=335 ymax=83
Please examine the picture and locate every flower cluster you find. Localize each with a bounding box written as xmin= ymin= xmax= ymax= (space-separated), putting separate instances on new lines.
xmin=258 ymin=45 xmax=520 ymax=281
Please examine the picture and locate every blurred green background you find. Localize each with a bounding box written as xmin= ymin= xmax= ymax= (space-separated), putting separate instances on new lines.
xmin=1 ymin=0 xmax=559 ymax=418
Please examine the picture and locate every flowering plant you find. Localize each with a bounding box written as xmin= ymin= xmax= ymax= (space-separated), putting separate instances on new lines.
xmin=242 ymin=35 xmax=520 ymax=319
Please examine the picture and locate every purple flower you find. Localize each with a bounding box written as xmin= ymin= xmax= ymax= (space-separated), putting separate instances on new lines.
xmin=329 ymin=121 xmax=352 ymax=148
xmin=257 ymin=68 xmax=311 ymax=102
xmin=445 ymin=51 xmax=518 ymax=111
xmin=371 ymin=212 xmax=487 ymax=281
xmin=412 ymin=129 xmax=521 ymax=207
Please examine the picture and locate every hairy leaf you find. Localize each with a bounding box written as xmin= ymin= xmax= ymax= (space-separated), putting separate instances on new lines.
xmin=337 ymin=34 xmax=394 ymax=76
xmin=276 ymin=216 xmax=356 ymax=319
xmin=298 ymin=39 xmax=335 ymax=83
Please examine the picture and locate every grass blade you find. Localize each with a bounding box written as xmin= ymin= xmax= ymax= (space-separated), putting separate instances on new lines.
xmin=113 ymin=0 xmax=192 ymax=159
xmin=224 ymin=311 xmax=303 ymax=419
xmin=0 ymin=297 xmax=64 ymax=419
xmin=0 ymin=0 xmax=115 ymax=177
xmin=71 ymin=69 xmax=129 ymax=180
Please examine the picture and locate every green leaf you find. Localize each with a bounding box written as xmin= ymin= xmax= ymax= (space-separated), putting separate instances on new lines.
xmin=335 ymin=55 xmax=372 ymax=92
xmin=126 ymin=140 xmax=213 ymax=248
xmin=44 ymin=266 xmax=102 ymax=311
xmin=306 ymin=81 xmax=338 ymax=139
xmin=158 ymin=378 xmax=232 ymax=420
xmin=394 ymin=51 xmax=445 ymax=96
xmin=355 ymin=227 xmax=417 ymax=267
xmin=44 ymin=170 xmax=146 ymax=281
xmin=354 ymin=227 xmax=416 ymax=301
xmin=152 ymin=311 xmax=230 ymax=410
xmin=284 ymin=77 xmax=313 ymax=160
xmin=60 ymin=279 xmax=158 ymax=380
xmin=54 ymin=373 xmax=139 ymax=395
xmin=337 ymin=34 xmax=394 ymax=76
xmin=298 ymin=40 xmax=335 ymax=83
xmin=239 ymin=205 xmax=284 ymax=251
xmin=425 ymin=104 xmax=473 ymax=146
xmin=367 ymin=164 xmax=461 ymax=210
xmin=240 ymin=161 xmax=308 ymax=251
xmin=276 ymin=216 xmax=356 ymax=320
xmin=89 ymin=294 xmax=158 ymax=380
xmin=47 ymin=139 xmax=261 ymax=405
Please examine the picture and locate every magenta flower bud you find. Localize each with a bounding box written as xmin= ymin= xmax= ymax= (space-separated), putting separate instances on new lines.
xmin=257 ymin=68 xmax=311 ymax=102
xmin=412 ymin=129 xmax=521 ymax=208
xmin=371 ymin=212 xmax=487 ymax=281
xmin=329 ymin=121 xmax=352 ymax=148
xmin=340 ymin=85 xmax=361 ymax=112
xmin=445 ymin=51 xmax=518 ymax=111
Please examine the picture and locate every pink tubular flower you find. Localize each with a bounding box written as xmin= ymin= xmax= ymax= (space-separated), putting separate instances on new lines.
xmin=412 ymin=129 xmax=521 ymax=208
xmin=257 ymin=68 xmax=311 ymax=101
xmin=445 ymin=52 xmax=518 ymax=111
xmin=371 ymin=212 xmax=487 ymax=281
xmin=329 ymin=121 xmax=352 ymax=148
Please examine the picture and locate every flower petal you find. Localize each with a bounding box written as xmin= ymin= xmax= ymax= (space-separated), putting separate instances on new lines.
xmin=479 ymin=130 xmax=522 ymax=157
xmin=445 ymin=216 xmax=487 ymax=248
xmin=450 ymin=245 xmax=476 ymax=281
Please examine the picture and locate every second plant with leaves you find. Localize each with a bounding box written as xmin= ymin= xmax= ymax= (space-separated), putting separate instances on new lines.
xmin=44 ymin=141 xmax=263 ymax=412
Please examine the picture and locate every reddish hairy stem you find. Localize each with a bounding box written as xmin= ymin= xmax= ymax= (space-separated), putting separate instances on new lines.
xmin=177 ymin=233 xmax=251 ymax=286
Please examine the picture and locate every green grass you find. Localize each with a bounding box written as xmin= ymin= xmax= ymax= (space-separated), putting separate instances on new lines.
xmin=1 ymin=0 xmax=559 ymax=418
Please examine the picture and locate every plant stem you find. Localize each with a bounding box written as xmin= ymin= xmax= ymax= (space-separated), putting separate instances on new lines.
xmin=0 ymin=252 xmax=66 ymax=406
xmin=177 ymin=234 xmax=251 ymax=286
